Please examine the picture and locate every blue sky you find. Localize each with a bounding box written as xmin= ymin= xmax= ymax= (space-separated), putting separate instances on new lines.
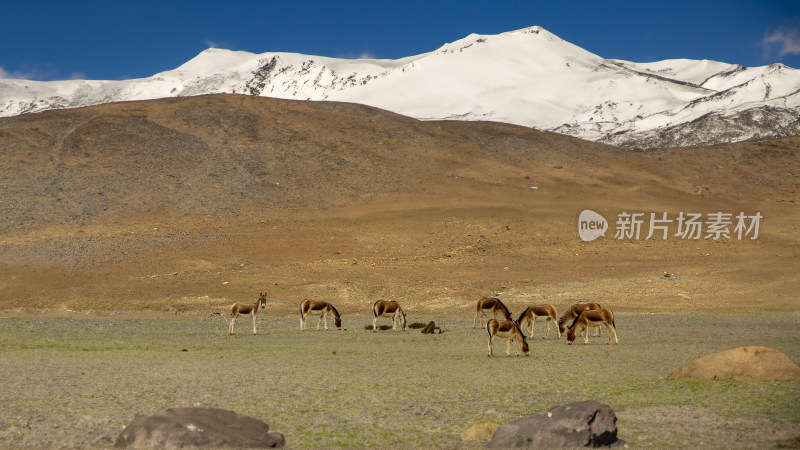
xmin=1 ymin=0 xmax=799 ymax=81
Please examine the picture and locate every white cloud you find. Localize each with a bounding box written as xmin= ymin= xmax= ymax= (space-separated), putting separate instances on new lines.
xmin=0 ymin=65 xmax=62 ymax=81
xmin=763 ymin=25 xmax=800 ymax=57
xmin=336 ymin=50 xmax=377 ymax=60
xmin=0 ymin=66 xmax=35 ymax=80
xmin=203 ymin=39 xmax=234 ymax=50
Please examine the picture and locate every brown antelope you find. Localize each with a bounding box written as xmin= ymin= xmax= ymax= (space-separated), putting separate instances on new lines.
xmin=372 ymin=300 xmax=407 ymax=331
xmin=486 ymin=319 xmax=530 ymax=357
xmin=229 ymin=292 xmax=268 ymax=335
xmin=473 ymin=297 xmax=513 ymax=328
xmin=557 ymin=302 xmax=602 ymax=336
xmin=566 ymin=308 xmax=618 ymax=345
xmin=516 ymin=304 xmax=560 ymax=339
xmin=299 ymin=299 xmax=342 ymax=331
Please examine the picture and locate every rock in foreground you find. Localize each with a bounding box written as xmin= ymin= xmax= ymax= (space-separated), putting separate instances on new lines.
xmin=486 ymin=400 xmax=623 ymax=448
xmin=114 ymin=407 xmax=285 ymax=448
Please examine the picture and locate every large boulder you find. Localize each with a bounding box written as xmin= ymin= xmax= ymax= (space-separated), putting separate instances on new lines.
xmin=114 ymin=407 xmax=285 ymax=448
xmin=486 ymin=401 xmax=623 ymax=448
xmin=667 ymin=346 xmax=800 ymax=381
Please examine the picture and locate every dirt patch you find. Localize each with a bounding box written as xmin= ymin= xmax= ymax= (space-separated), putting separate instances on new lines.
xmin=667 ymin=346 xmax=800 ymax=381
xmin=461 ymin=422 xmax=500 ymax=441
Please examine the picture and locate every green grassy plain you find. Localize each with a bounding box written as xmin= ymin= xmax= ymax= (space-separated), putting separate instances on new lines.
xmin=1 ymin=312 xmax=798 ymax=448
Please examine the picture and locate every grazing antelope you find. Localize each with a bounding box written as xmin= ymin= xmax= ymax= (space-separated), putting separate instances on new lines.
xmin=473 ymin=297 xmax=513 ymax=328
xmin=299 ymin=300 xmax=342 ymax=331
xmin=486 ymin=319 xmax=530 ymax=357
xmin=229 ymin=292 xmax=268 ymax=335
xmin=566 ymin=308 xmax=618 ymax=345
xmin=557 ymin=302 xmax=602 ymax=336
xmin=516 ymin=304 xmax=560 ymax=339
xmin=372 ymin=300 xmax=407 ymax=331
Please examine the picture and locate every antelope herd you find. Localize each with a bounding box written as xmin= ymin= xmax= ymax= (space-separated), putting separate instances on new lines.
xmin=226 ymin=292 xmax=619 ymax=356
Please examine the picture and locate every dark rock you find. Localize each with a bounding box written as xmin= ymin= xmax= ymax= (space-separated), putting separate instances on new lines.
xmin=114 ymin=407 xmax=285 ymax=448
xmin=421 ymin=321 xmax=443 ymax=334
xmin=486 ymin=401 xmax=623 ymax=448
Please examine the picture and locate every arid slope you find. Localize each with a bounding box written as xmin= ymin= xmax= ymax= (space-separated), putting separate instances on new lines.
xmin=0 ymin=94 xmax=797 ymax=315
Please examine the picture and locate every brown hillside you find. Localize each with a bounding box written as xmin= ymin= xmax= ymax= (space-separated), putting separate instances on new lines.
xmin=0 ymin=94 xmax=798 ymax=315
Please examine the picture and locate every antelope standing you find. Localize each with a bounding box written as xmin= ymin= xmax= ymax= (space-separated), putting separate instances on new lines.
xmin=566 ymin=308 xmax=618 ymax=345
xmin=516 ymin=304 xmax=560 ymax=339
xmin=372 ymin=300 xmax=407 ymax=331
xmin=299 ymin=300 xmax=342 ymax=331
xmin=557 ymin=302 xmax=602 ymax=336
xmin=229 ymin=292 xmax=268 ymax=335
xmin=486 ymin=319 xmax=530 ymax=357
xmin=473 ymin=297 xmax=513 ymax=328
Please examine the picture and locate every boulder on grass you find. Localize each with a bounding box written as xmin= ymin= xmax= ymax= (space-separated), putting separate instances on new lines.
xmin=421 ymin=321 xmax=443 ymax=334
xmin=667 ymin=346 xmax=800 ymax=381
xmin=114 ymin=407 xmax=285 ymax=448
xmin=486 ymin=401 xmax=623 ymax=448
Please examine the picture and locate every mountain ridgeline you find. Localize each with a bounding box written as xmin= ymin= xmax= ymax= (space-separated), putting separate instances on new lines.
xmin=1 ymin=26 xmax=798 ymax=150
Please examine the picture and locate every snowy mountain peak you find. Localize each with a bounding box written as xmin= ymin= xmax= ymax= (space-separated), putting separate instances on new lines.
xmin=1 ymin=26 xmax=798 ymax=150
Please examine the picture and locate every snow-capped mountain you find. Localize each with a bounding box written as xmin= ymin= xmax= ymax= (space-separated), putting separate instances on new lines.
xmin=1 ymin=26 xmax=798 ymax=150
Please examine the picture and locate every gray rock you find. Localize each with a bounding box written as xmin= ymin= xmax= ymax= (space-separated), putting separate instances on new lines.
xmin=486 ymin=401 xmax=623 ymax=448
xmin=114 ymin=407 xmax=285 ymax=448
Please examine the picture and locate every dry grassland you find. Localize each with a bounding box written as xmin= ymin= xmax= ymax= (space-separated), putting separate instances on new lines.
xmin=0 ymin=95 xmax=798 ymax=447
xmin=0 ymin=313 xmax=798 ymax=448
